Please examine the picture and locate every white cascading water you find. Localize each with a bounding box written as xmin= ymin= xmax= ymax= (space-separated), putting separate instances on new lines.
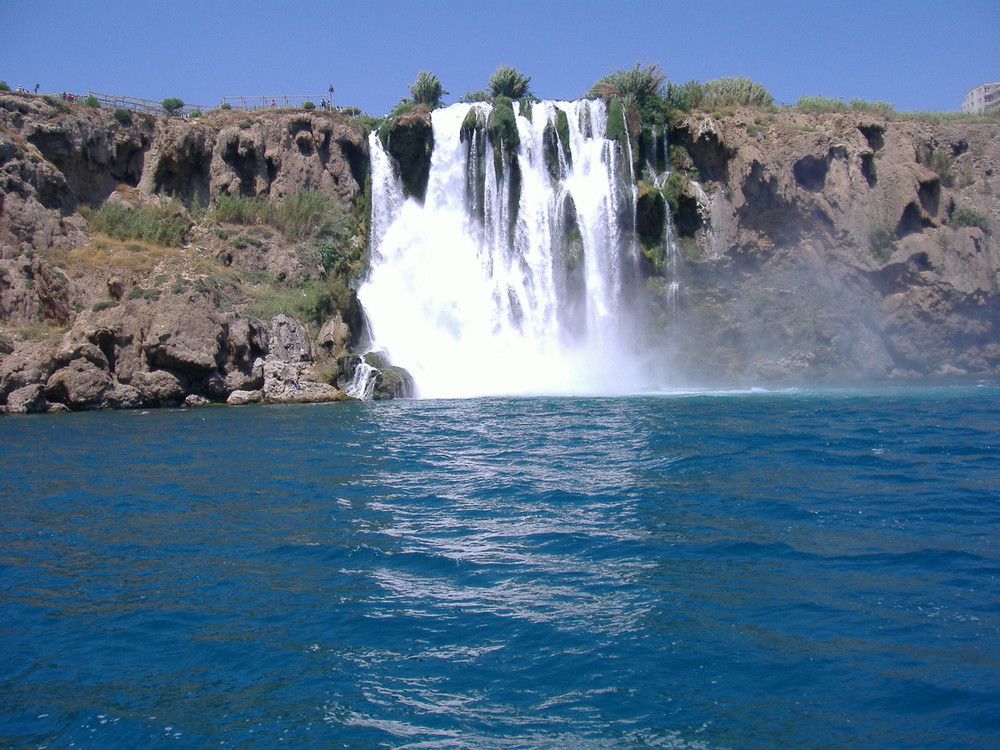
xmin=645 ymin=128 xmax=681 ymax=318
xmin=359 ymin=100 xmax=650 ymax=398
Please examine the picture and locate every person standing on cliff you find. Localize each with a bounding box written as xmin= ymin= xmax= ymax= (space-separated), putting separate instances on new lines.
xmin=33 ymin=84 xmax=39 ymax=94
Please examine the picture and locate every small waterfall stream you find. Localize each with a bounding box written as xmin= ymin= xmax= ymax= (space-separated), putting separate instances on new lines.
xmin=644 ymin=128 xmax=681 ymax=319
xmin=359 ymin=100 xmax=651 ymax=398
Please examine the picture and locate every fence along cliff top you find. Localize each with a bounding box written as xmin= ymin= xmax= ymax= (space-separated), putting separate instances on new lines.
xmin=86 ymin=92 xmax=332 ymax=116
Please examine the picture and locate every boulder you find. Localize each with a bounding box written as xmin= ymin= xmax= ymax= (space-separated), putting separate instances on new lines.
xmin=44 ymin=359 xmax=141 ymax=410
xmin=261 ymin=355 xmax=344 ymax=403
xmin=223 ymin=356 xmax=265 ymax=392
xmin=225 ymin=317 xmax=269 ymax=373
xmin=372 ymin=365 xmax=415 ymax=400
xmin=131 ymin=369 xmax=186 ymax=407
xmin=0 ymin=341 xmax=59 ymax=402
xmin=5 ymin=384 xmax=49 ymax=414
xmin=315 ymin=313 xmax=352 ymax=360
xmin=143 ymin=297 xmax=225 ymax=374
xmin=226 ymin=389 xmax=263 ymax=405
xmin=268 ymin=314 xmax=312 ymax=362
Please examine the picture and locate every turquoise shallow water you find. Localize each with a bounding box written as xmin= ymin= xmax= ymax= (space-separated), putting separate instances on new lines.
xmin=1 ymin=385 xmax=999 ymax=749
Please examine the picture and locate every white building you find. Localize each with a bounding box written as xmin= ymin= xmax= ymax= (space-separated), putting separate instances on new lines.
xmin=962 ymin=82 xmax=1000 ymax=114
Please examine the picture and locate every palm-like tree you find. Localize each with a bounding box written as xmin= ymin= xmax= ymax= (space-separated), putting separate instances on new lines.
xmin=408 ymin=71 xmax=447 ymax=109
xmin=488 ymin=65 xmax=532 ymax=100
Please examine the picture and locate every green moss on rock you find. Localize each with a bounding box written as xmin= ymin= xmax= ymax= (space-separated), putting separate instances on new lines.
xmin=487 ymin=97 xmax=520 ymax=155
xmin=636 ymin=181 xmax=666 ymax=245
xmin=606 ymin=97 xmax=627 ymax=144
xmin=386 ymin=107 xmax=434 ymax=202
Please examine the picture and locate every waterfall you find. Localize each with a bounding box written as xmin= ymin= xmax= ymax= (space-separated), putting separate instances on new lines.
xmin=344 ymin=358 xmax=377 ymax=400
xmin=359 ymin=100 xmax=649 ymax=398
xmin=647 ymin=127 xmax=681 ymax=320
xmin=368 ymin=129 xmax=406 ymax=252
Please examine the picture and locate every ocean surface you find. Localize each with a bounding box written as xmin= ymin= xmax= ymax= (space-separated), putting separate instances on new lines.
xmin=1 ymin=385 xmax=998 ymax=749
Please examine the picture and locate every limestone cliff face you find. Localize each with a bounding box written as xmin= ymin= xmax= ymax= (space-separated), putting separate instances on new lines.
xmin=0 ymin=93 xmax=368 ymax=256
xmin=0 ymin=92 xmax=376 ymax=412
xmin=2 ymin=92 xmax=999 ymax=412
xmin=657 ymin=109 xmax=1000 ymax=381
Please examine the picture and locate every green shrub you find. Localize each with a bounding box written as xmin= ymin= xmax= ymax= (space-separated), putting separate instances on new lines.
xmin=663 ymin=170 xmax=689 ymax=215
xmin=605 ymin=96 xmax=627 ymax=143
xmin=408 ymin=71 xmax=447 ymax=108
xmin=949 ymin=205 xmax=990 ymax=233
xmin=90 ymin=200 xmax=190 ymax=246
xmin=849 ymin=98 xmax=895 ymax=115
xmin=271 ymin=189 xmax=349 ymax=241
xmin=188 ymin=109 xmax=201 ymax=118
xmin=193 ymin=276 xmax=220 ymax=295
xmin=461 ymin=89 xmax=491 ymax=103
xmin=703 ymin=77 xmax=773 ymax=107
xmin=161 ymin=97 xmax=184 ymax=115
xmin=85 ymin=95 xmax=100 ymax=108
xmin=489 ymin=65 xmax=532 ymax=100
xmin=796 ymin=95 xmax=847 ymax=113
xmin=123 ymin=286 xmax=162 ymax=301
xmin=212 ymin=189 xmax=350 ymax=242
xmin=312 ymin=240 xmax=339 ymax=271
xmin=664 ymin=80 xmax=705 ymax=113
xmin=113 ymin=108 xmax=132 ymax=125
xmin=247 ymin=277 xmax=351 ymax=329
xmin=589 ymin=63 xmax=665 ymax=107
xmin=230 ymin=234 xmax=262 ymax=250
xmin=91 ymin=300 xmax=119 ymax=312
xmin=302 ymin=100 xmax=316 ymax=110
xmin=916 ymin=144 xmax=956 ymax=187
xmin=486 ymin=96 xmax=520 ymax=157
xmin=220 ymin=102 xmax=232 ymax=110
xmin=0 ymin=81 xmax=10 ymax=92
xmin=212 ymin=194 xmax=270 ymax=225
xmin=869 ymin=220 xmax=895 ymax=261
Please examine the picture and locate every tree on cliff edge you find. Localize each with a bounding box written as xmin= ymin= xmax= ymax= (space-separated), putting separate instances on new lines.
xmin=589 ymin=63 xmax=666 ymax=110
xmin=161 ymin=97 xmax=185 ymax=115
xmin=489 ymin=66 xmax=532 ymax=100
xmin=408 ymin=72 xmax=447 ymax=109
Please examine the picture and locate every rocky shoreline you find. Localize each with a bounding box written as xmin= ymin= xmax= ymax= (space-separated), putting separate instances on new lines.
xmin=0 ymin=92 xmax=407 ymax=413
xmin=2 ymin=91 xmax=999 ymax=413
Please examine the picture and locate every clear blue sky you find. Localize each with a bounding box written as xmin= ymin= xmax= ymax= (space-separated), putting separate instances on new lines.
xmin=3 ymin=0 xmax=997 ymax=115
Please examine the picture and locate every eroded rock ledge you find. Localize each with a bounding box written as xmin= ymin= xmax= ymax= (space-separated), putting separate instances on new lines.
xmin=0 ymin=92 xmax=411 ymax=413
xmin=2 ymin=92 xmax=1000 ymax=411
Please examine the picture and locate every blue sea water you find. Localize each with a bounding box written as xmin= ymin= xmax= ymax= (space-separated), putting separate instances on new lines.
xmin=1 ymin=385 xmax=998 ymax=749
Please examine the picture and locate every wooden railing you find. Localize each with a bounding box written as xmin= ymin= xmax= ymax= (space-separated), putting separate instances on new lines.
xmin=86 ymin=92 xmax=209 ymax=117
xmin=24 ymin=89 xmax=351 ymax=116
xmin=217 ymin=95 xmax=331 ymax=111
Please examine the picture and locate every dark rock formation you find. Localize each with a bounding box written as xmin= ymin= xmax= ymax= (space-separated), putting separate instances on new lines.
xmin=373 ymin=365 xmax=415 ymax=399
xmin=385 ymin=107 xmax=433 ymax=202
xmin=654 ymin=109 xmax=1000 ymax=382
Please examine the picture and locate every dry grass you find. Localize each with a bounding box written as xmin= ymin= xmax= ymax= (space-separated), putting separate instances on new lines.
xmin=11 ymin=321 xmax=68 ymax=343
xmin=51 ymin=235 xmax=185 ymax=273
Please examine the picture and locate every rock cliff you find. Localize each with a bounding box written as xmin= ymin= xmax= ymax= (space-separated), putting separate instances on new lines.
xmin=2 ymin=91 xmax=999 ymax=413
xmin=0 ymin=92 xmax=399 ymax=413
xmin=654 ymin=109 xmax=1000 ymax=382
